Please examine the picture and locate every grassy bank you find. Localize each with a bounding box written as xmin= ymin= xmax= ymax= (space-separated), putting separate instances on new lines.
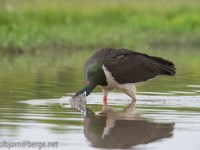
xmin=0 ymin=0 xmax=200 ymax=55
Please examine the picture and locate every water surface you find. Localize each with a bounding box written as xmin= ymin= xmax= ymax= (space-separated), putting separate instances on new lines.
xmin=0 ymin=50 xmax=200 ymax=149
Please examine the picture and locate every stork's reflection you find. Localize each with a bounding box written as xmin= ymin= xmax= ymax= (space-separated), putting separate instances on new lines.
xmin=69 ymin=100 xmax=174 ymax=149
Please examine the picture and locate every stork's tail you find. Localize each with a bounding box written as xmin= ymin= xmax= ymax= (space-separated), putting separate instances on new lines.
xmin=150 ymin=56 xmax=176 ymax=76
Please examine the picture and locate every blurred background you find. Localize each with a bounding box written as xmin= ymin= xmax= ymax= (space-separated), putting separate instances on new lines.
xmin=0 ymin=0 xmax=200 ymax=100
xmin=1 ymin=1 xmax=200 ymax=149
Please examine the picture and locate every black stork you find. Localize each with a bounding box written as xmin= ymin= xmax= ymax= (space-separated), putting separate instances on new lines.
xmin=72 ymin=48 xmax=176 ymax=105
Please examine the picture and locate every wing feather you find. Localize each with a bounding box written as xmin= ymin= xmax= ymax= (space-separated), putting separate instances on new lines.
xmin=104 ymin=49 xmax=175 ymax=84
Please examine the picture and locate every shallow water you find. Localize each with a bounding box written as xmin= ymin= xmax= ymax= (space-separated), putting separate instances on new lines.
xmin=0 ymin=51 xmax=200 ymax=149
xmin=1 ymin=94 xmax=200 ymax=150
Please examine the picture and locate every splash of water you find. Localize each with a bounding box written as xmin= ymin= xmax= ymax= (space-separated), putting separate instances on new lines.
xmin=60 ymin=92 xmax=87 ymax=115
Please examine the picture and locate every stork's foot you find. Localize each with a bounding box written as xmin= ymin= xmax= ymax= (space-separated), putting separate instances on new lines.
xmin=103 ymin=95 xmax=107 ymax=106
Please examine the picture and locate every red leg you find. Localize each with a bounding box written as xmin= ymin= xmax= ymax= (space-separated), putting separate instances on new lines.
xmin=103 ymin=95 xmax=107 ymax=106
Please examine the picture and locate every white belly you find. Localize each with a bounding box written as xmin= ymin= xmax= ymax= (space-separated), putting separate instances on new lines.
xmin=102 ymin=65 xmax=138 ymax=93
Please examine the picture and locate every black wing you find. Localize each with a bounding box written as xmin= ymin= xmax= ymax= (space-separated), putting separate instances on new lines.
xmin=105 ymin=48 xmax=176 ymax=84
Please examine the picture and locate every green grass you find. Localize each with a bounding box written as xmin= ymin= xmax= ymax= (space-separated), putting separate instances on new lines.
xmin=0 ymin=0 xmax=200 ymax=55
